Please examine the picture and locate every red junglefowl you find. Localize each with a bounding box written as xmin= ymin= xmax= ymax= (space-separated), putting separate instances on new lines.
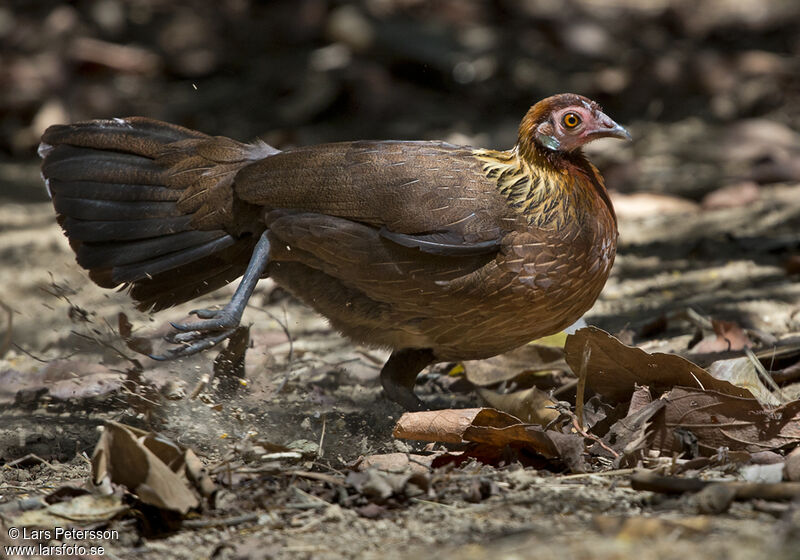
xmin=39 ymin=93 xmax=630 ymax=410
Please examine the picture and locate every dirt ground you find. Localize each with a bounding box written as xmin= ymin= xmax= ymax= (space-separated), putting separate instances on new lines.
xmin=2 ymin=1 xmax=800 ymax=559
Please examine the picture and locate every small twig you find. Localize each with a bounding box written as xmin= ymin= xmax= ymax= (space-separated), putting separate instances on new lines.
xmin=11 ymin=343 xmax=76 ymax=363
xmin=261 ymin=451 xmax=303 ymax=461
xmin=575 ymin=345 xmax=590 ymax=429
xmin=3 ymin=453 xmax=62 ymax=471
xmin=317 ymin=415 xmax=326 ymax=459
xmin=570 ymin=415 xmax=619 ymax=459
xmin=0 ymin=485 xmax=43 ymax=492
xmin=557 ymin=468 xmax=636 ymax=481
xmin=630 ymin=469 xmax=800 ymax=502
xmin=286 ymin=470 xmax=345 ymax=486
xmin=678 ymin=308 xmax=714 ymax=331
xmin=284 ymin=502 xmax=328 ymax=510
xmin=630 ymin=470 xmax=709 ymax=494
xmin=182 ymin=512 xmax=259 ymax=529
xmin=772 ymin=361 xmax=800 ymax=385
xmin=410 ymin=497 xmax=457 ymax=509
xmin=745 ymin=347 xmax=787 ymax=403
xmin=0 ymin=496 xmax=46 ymax=513
xmin=286 ymin=516 xmax=326 ymax=534
xmin=69 ymin=330 xmax=135 ymax=364
xmin=0 ymin=299 xmax=12 ymax=359
xmin=354 ymin=349 xmax=385 ymax=366
xmin=118 ymin=386 xmax=162 ymax=408
xmin=249 ymin=304 xmax=297 ymax=393
xmin=249 ymin=305 xmax=295 ymax=365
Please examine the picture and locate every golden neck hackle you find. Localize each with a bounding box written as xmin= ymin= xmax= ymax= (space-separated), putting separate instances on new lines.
xmin=472 ymin=146 xmax=604 ymax=230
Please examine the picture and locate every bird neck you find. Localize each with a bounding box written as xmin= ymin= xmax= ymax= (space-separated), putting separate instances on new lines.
xmin=473 ymin=145 xmax=617 ymax=230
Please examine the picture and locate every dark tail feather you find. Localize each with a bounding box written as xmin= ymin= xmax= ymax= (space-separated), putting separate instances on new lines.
xmin=40 ymin=117 xmax=268 ymax=311
xmin=125 ymin=240 xmax=258 ymax=310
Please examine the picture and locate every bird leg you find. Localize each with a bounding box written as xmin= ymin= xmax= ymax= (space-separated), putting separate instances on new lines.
xmin=150 ymin=231 xmax=271 ymax=360
xmin=380 ymin=348 xmax=436 ymax=410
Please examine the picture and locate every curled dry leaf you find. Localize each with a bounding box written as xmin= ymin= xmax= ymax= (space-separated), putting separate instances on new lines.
xmin=462 ymin=422 xmax=560 ymax=459
xmin=91 ymin=421 xmax=208 ymax=514
xmin=706 ymin=356 xmax=779 ymax=405
xmin=463 ymin=344 xmax=567 ymax=387
xmin=393 ymin=408 xmax=521 ymax=444
xmin=7 ymin=494 xmax=128 ymax=532
xmin=393 ymin=407 xmax=586 ymax=471
xmin=650 ymin=387 xmax=800 ymax=455
xmin=118 ymin=312 xmax=153 ymax=356
xmin=628 ymin=384 xmax=653 ymax=415
xmin=476 ymin=386 xmax=560 ymax=426
xmin=597 ymin=397 xmax=666 ymax=466
xmin=564 ymin=327 xmax=756 ymax=404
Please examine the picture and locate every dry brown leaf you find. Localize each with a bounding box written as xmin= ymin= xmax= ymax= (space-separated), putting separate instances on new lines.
xmin=598 ymin=398 xmax=666 ymax=465
xmin=628 ymin=384 xmax=653 ymax=415
xmin=650 ymin=387 xmax=800 ymax=455
xmin=691 ymin=319 xmax=753 ymax=354
xmin=392 ymin=408 xmax=520 ymax=444
xmin=394 ymin=408 xmax=585 ymax=472
xmin=91 ymin=422 xmax=202 ymax=514
xmin=463 ymin=344 xmax=567 ymax=387
xmin=184 ymin=448 xmax=216 ymax=498
xmin=0 ymin=360 xmax=125 ymax=404
xmin=706 ymin=356 xmax=778 ymax=405
xmin=118 ymin=312 xmax=153 ymax=356
xmin=564 ymin=327 xmax=755 ymax=404
xmin=462 ymin=423 xmax=560 ymax=459
xmin=476 ymin=386 xmax=560 ymax=426
xmin=8 ymin=494 xmax=128 ymax=531
xmin=393 ymin=408 xmax=585 ymax=471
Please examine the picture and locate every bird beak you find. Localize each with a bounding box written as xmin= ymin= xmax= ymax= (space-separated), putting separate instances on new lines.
xmin=588 ymin=112 xmax=632 ymax=142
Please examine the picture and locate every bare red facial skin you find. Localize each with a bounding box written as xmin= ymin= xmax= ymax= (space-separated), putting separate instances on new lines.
xmin=536 ymin=103 xmax=631 ymax=153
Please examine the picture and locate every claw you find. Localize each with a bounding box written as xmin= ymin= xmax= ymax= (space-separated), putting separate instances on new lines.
xmin=147 ymin=230 xmax=270 ymax=363
xmin=190 ymin=308 xmax=220 ymax=319
xmin=170 ymin=331 xmax=206 ymax=344
xmin=154 ymin=321 xmax=239 ymax=360
xmin=161 ymin=329 xmax=236 ymax=359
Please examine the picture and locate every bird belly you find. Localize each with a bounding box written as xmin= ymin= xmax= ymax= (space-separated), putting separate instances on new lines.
xmin=264 ymin=211 xmax=615 ymax=361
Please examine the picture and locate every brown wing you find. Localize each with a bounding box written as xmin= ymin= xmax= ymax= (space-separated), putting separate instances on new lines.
xmin=234 ymin=141 xmax=522 ymax=247
xmin=264 ymin=211 xmax=501 ymax=351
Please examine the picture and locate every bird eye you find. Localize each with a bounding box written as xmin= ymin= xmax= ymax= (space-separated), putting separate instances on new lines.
xmin=562 ymin=112 xmax=581 ymax=128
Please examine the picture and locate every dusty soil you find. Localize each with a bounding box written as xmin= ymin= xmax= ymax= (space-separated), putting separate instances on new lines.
xmin=2 ymin=1 xmax=800 ymax=559
xmin=2 ymin=158 xmax=800 ymax=559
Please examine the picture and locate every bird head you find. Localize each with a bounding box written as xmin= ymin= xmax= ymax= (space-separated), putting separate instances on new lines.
xmin=518 ymin=93 xmax=631 ymax=156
